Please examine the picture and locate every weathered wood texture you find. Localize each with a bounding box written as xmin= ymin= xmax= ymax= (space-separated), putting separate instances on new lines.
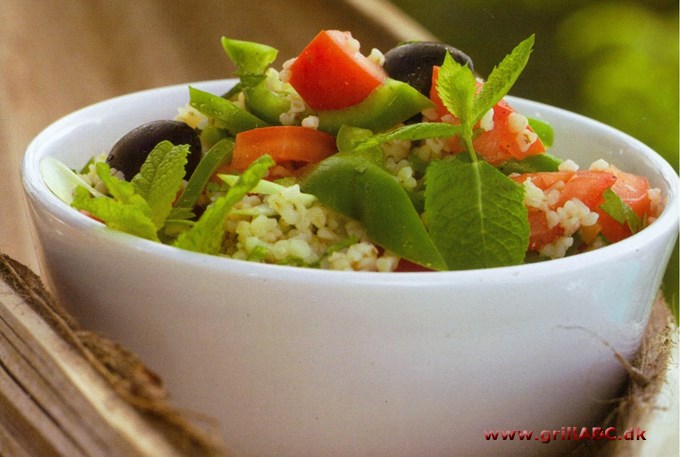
xmin=0 ymin=254 xmax=227 ymax=456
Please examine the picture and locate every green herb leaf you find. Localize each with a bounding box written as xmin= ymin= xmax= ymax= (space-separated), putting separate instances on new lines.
xmin=599 ymin=188 xmax=642 ymax=233
xmin=472 ymin=35 xmax=535 ymax=124
xmin=173 ymin=154 xmax=274 ymax=255
xmin=350 ymin=122 xmax=462 ymax=152
xmin=437 ymin=52 xmax=477 ymax=128
xmin=424 ymin=157 xmax=529 ymax=269
xmin=71 ymin=163 xmax=159 ymax=241
xmin=130 ymin=141 xmax=189 ymax=230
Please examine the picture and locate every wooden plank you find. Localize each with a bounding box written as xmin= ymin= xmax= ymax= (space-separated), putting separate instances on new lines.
xmin=0 ymin=254 xmax=227 ymax=456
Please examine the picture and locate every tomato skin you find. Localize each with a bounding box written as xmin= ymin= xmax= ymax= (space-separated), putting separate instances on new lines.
xmin=555 ymin=171 xmax=616 ymax=208
xmin=512 ymin=171 xmax=616 ymax=208
xmin=474 ymin=99 xmax=545 ymax=163
xmin=395 ymin=258 xmax=433 ymax=272
xmin=429 ymin=67 xmax=545 ymax=165
xmin=608 ymin=167 xmax=651 ymax=218
xmin=288 ymin=30 xmax=386 ymax=111
xmin=595 ymin=167 xmax=651 ymax=243
xmin=526 ymin=209 xmax=563 ymax=250
xmin=512 ymin=171 xmax=574 ymax=190
xmin=230 ymin=126 xmax=336 ymax=172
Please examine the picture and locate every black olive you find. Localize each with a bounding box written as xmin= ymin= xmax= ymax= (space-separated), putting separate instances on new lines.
xmin=106 ymin=120 xmax=202 ymax=180
xmin=383 ymin=41 xmax=475 ymax=96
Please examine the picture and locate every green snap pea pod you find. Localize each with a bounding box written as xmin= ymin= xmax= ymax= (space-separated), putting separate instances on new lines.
xmin=316 ymin=78 xmax=434 ymax=135
xmin=173 ymin=138 xmax=235 ymax=213
xmin=335 ymin=125 xmax=374 ymax=153
xmin=199 ymin=125 xmax=230 ymax=150
xmin=243 ymin=81 xmax=292 ymax=125
xmin=498 ymin=153 xmax=563 ymax=175
xmin=300 ymin=152 xmax=447 ymax=270
xmin=221 ymin=37 xmax=277 ymax=75
xmin=222 ymin=37 xmax=292 ymax=125
xmin=189 ymin=86 xmax=268 ymax=134
xmin=528 ymin=117 xmax=554 ymax=147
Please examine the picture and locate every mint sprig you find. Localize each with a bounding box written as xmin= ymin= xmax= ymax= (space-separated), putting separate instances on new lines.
xmin=437 ymin=52 xmax=477 ymax=156
xmin=422 ymin=35 xmax=535 ymax=269
xmin=130 ymin=140 xmax=190 ymax=229
xmin=438 ymin=34 xmax=535 ymax=161
xmin=472 ymin=35 xmax=535 ymax=124
xmin=71 ymin=162 xmax=159 ymax=241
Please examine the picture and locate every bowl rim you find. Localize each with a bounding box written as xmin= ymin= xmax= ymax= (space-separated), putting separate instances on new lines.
xmin=21 ymin=78 xmax=680 ymax=287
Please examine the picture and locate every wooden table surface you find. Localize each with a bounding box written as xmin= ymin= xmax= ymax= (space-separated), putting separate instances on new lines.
xmin=0 ymin=0 xmax=434 ymax=274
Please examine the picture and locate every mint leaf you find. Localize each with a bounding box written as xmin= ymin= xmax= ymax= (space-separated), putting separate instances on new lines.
xmin=437 ymin=52 xmax=476 ymax=128
xmin=95 ymin=162 xmax=144 ymax=206
xmin=173 ymin=154 xmax=274 ymax=255
xmin=130 ymin=141 xmax=189 ymax=230
xmin=350 ymin=122 xmax=462 ymax=153
xmin=599 ymin=188 xmax=642 ymax=233
xmin=472 ymin=35 xmax=535 ymax=124
xmin=71 ymin=163 xmax=159 ymax=241
xmin=424 ymin=157 xmax=529 ymax=269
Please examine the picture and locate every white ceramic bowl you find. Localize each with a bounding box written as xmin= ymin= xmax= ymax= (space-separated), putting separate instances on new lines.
xmin=22 ymin=79 xmax=679 ymax=457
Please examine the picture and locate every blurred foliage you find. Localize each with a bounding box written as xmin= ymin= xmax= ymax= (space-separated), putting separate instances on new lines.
xmin=393 ymin=0 xmax=678 ymax=318
xmin=557 ymin=3 xmax=678 ymax=170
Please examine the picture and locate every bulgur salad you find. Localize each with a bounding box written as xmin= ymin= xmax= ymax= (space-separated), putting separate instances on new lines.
xmin=42 ymin=31 xmax=664 ymax=272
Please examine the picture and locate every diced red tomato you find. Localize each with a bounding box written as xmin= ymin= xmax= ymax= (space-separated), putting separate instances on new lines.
xmin=512 ymin=171 xmax=616 ymax=207
xmin=429 ymin=66 xmax=546 ymax=165
xmin=512 ymin=168 xmax=653 ymax=249
xmin=512 ymin=171 xmax=575 ymax=190
xmin=526 ymin=209 xmax=564 ymax=251
xmin=395 ymin=258 xmax=433 ymax=272
xmin=608 ymin=166 xmax=651 ymax=218
xmin=288 ymin=30 xmax=387 ymax=111
xmin=555 ymin=171 xmax=617 ymax=208
xmin=230 ymin=126 xmax=336 ymax=172
xmin=595 ymin=166 xmax=652 ymax=243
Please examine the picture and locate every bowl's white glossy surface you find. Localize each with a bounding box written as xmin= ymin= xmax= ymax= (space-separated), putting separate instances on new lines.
xmin=22 ymin=80 xmax=679 ymax=457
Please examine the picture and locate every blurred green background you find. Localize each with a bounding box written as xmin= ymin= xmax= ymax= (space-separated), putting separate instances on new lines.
xmin=394 ymin=0 xmax=679 ymax=317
